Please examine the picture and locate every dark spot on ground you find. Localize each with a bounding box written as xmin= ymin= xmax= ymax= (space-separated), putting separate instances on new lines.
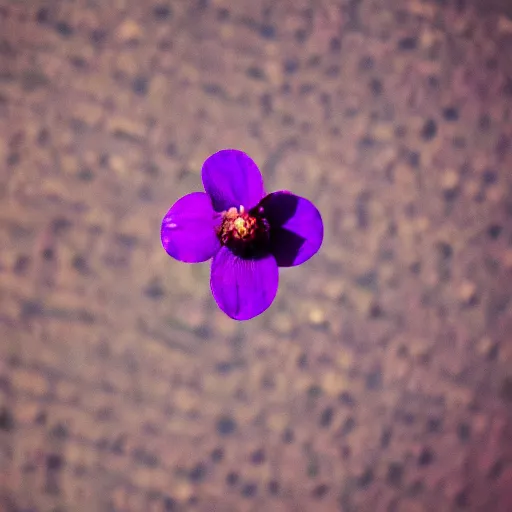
xmin=216 ymin=415 xmax=237 ymax=436
xmin=0 ymin=408 xmax=14 ymax=431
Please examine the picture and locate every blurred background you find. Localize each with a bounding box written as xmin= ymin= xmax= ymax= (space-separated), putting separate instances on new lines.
xmin=1 ymin=0 xmax=512 ymax=510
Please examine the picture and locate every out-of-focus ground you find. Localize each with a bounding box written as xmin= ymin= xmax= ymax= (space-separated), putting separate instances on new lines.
xmin=1 ymin=0 xmax=512 ymax=511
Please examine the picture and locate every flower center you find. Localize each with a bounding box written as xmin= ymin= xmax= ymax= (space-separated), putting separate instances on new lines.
xmin=218 ymin=205 xmax=269 ymax=257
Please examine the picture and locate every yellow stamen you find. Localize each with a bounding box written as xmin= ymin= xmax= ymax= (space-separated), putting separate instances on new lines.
xmin=234 ymin=217 xmax=247 ymax=236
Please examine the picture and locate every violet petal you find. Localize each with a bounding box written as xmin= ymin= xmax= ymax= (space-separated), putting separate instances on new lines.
xmin=202 ymin=149 xmax=265 ymax=212
xmin=210 ymin=247 xmax=278 ymax=320
xmin=161 ymin=192 xmax=220 ymax=263
xmin=260 ymin=191 xmax=323 ymax=267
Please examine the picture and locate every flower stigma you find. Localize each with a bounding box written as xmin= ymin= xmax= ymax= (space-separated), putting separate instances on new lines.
xmin=217 ymin=204 xmax=269 ymax=257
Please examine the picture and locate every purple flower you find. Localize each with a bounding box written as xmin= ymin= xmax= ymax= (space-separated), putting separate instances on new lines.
xmin=161 ymin=149 xmax=323 ymax=320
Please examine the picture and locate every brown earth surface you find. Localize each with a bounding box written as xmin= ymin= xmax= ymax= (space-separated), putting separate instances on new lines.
xmin=1 ymin=0 xmax=512 ymax=511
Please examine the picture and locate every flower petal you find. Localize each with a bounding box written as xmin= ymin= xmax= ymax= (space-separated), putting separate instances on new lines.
xmin=210 ymin=247 xmax=278 ymax=320
xmin=161 ymin=192 xmax=220 ymax=263
xmin=260 ymin=191 xmax=323 ymax=267
xmin=202 ymin=149 xmax=265 ymax=212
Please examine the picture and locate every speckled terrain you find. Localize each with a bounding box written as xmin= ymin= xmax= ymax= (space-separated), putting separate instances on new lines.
xmin=1 ymin=0 xmax=512 ymax=511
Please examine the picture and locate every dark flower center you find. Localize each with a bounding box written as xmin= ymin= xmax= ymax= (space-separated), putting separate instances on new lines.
xmin=217 ymin=205 xmax=269 ymax=257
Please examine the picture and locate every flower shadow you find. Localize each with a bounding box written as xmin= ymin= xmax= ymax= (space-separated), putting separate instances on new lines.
xmin=258 ymin=191 xmax=307 ymax=267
